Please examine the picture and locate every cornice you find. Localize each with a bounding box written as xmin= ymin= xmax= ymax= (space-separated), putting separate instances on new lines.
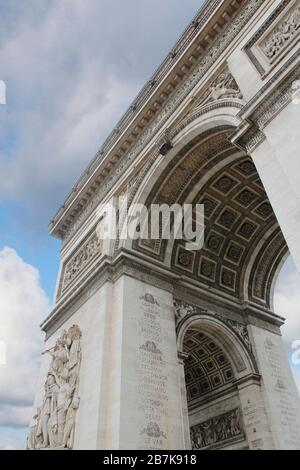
xmin=49 ymin=0 xmax=225 ymax=236
xmin=231 ymin=51 xmax=300 ymax=152
xmin=49 ymin=0 xmax=265 ymax=242
xmin=42 ymin=248 xmax=283 ymax=338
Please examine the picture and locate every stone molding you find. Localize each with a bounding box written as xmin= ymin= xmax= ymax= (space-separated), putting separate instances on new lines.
xmin=49 ymin=0 xmax=267 ymax=243
xmin=245 ymin=0 xmax=300 ymax=76
xmin=42 ymin=249 xmax=282 ymax=339
xmin=173 ymin=298 xmax=254 ymax=358
xmin=190 ymin=407 xmax=244 ymax=449
xmin=231 ymin=54 xmax=300 ymax=152
xmin=58 ymin=228 xmax=103 ymax=298
xmin=49 ymin=0 xmax=226 ymax=232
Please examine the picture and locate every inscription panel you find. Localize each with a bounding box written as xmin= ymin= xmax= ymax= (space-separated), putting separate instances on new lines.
xmin=250 ymin=326 xmax=300 ymax=449
xmin=119 ymin=277 xmax=184 ymax=450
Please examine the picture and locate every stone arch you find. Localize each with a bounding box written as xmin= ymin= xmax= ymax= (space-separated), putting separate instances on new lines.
xmin=123 ymin=102 xmax=288 ymax=309
xmin=177 ymin=313 xmax=257 ymax=380
xmin=177 ymin=313 xmax=259 ymax=450
xmin=127 ymin=100 xmax=244 ymax=213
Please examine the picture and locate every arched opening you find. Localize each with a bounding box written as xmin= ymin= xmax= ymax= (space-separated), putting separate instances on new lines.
xmin=124 ymin=105 xmax=300 ymax=449
xmin=130 ymin=119 xmax=288 ymax=310
xmin=177 ymin=314 xmax=258 ymax=450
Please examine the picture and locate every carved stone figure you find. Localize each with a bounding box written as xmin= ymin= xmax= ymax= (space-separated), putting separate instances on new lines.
xmin=63 ymin=396 xmax=80 ymax=449
xmin=28 ymin=325 xmax=82 ymax=449
xmin=62 ymin=234 xmax=102 ymax=291
xmin=190 ymin=408 xmax=243 ymax=449
xmin=262 ymin=5 xmax=300 ymax=59
xmin=200 ymin=70 xmax=242 ymax=106
xmin=173 ymin=299 xmax=207 ymax=324
xmin=27 ymin=408 xmax=41 ymax=450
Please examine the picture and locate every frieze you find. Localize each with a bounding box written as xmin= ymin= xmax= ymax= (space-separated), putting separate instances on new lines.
xmin=50 ymin=0 xmax=225 ymax=234
xmin=190 ymin=408 xmax=244 ymax=449
xmin=59 ymin=230 xmax=103 ymax=297
xmin=245 ymin=0 xmax=300 ymax=76
xmin=57 ymin=0 xmax=267 ymax=244
xmin=262 ymin=3 xmax=300 ymax=60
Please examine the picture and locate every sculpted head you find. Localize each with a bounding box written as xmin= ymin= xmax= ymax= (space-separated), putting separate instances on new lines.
xmin=47 ymin=373 xmax=56 ymax=385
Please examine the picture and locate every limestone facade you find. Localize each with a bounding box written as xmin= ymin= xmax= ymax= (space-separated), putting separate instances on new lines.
xmin=30 ymin=0 xmax=300 ymax=450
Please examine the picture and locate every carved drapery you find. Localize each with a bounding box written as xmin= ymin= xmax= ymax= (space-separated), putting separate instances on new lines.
xmin=27 ymin=325 xmax=82 ymax=450
xmin=191 ymin=69 xmax=242 ymax=109
xmin=262 ymin=3 xmax=300 ymax=60
xmin=190 ymin=408 xmax=244 ymax=449
xmin=245 ymin=0 xmax=300 ymax=76
xmin=58 ymin=230 xmax=102 ymax=298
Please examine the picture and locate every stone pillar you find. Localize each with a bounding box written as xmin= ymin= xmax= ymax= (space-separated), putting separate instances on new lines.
xmin=249 ymin=101 xmax=300 ymax=273
xmin=31 ymin=281 xmax=112 ymax=450
xmin=248 ymin=324 xmax=300 ymax=450
xmin=237 ymin=376 xmax=275 ymax=450
xmin=102 ymin=274 xmax=185 ymax=450
xmin=178 ymin=353 xmax=191 ymax=450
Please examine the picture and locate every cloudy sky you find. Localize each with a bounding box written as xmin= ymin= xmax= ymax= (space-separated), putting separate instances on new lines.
xmin=0 ymin=0 xmax=299 ymax=450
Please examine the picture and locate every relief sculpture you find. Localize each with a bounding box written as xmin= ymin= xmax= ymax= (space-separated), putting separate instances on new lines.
xmin=262 ymin=5 xmax=300 ymax=60
xmin=27 ymin=325 xmax=82 ymax=450
xmin=190 ymin=408 xmax=243 ymax=449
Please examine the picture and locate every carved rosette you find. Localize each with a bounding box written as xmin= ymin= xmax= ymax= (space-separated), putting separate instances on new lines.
xmin=27 ymin=325 xmax=82 ymax=450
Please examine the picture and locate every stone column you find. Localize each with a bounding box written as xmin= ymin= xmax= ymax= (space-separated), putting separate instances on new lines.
xmin=101 ymin=274 xmax=186 ymax=450
xmin=248 ymin=324 xmax=300 ymax=450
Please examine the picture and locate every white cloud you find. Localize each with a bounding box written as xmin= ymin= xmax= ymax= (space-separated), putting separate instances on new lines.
xmin=0 ymin=247 xmax=49 ymax=428
xmin=0 ymin=0 xmax=201 ymax=228
xmin=274 ymin=256 xmax=300 ymax=345
xmin=0 ymin=405 xmax=31 ymax=429
xmin=274 ymin=256 xmax=300 ymax=395
xmin=0 ymin=439 xmax=16 ymax=451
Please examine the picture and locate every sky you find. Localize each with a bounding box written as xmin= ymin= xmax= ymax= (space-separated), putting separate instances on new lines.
xmin=0 ymin=0 xmax=299 ymax=450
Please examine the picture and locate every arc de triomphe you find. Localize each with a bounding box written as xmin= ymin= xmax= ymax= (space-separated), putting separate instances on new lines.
xmin=29 ymin=0 xmax=300 ymax=450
